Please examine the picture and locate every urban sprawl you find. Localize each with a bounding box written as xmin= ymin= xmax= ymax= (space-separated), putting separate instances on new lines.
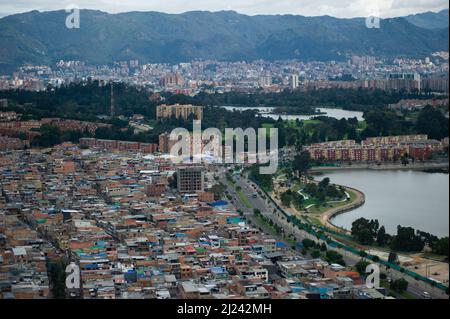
xmin=0 ymin=54 xmax=449 ymax=300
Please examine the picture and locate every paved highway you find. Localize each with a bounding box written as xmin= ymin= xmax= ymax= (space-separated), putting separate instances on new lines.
xmin=219 ymin=168 xmax=448 ymax=299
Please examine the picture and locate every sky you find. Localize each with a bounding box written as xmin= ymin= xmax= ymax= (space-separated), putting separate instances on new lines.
xmin=0 ymin=0 xmax=448 ymax=18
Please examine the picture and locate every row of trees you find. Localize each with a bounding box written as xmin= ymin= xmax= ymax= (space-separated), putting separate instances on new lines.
xmin=248 ymin=164 xmax=273 ymax=191
xmin=1 ymin=80 xmax=158 ymax=120
xmin=163 ymin=88 xmax=430 ymax=112
xmin=4 ymin=82 xmax=448 ymax=150
xmin=351 ymin=217 xmax=449 ymax=256
xmin=275 ymin=105 xmax=448 ymax=149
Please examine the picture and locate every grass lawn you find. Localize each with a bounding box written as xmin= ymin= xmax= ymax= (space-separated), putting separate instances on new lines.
xmin=309 ymin=188 xmax=356 ymax=214
xmin=357 ymin=120 xmax=367 ymax=130
xmin=302 ymin=119 xmax=322 ymax=125
xmin=306 ymin=216 xmax=323 ymax=227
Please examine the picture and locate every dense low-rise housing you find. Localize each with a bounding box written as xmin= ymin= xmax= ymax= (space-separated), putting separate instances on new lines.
xmin=0 ymin=143 xmax=392 ymax=299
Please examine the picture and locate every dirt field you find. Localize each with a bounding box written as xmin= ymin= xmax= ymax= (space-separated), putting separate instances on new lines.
xmin=406 ymin=258 xmax=449 ymax=285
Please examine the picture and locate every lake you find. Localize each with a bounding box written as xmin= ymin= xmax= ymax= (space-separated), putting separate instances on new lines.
xmin=217 ymin=106 xmax=364 ymax=121
xmin=321 ymin=170 xmax=449 ymax=237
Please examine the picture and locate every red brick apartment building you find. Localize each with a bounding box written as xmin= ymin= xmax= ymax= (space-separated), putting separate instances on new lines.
xmin=80 ymin=138 xmax=158 ymax=154
xmin=307 ymin=134 xmax=445 ymax=162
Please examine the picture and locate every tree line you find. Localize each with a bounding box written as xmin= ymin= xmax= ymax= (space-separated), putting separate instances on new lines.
xmin=351 ymin=217 xmax=449 ymax=256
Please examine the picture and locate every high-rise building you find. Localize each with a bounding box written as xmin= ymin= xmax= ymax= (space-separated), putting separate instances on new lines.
xmin=259 ymin=75 xmax=272 ymax=87
xmin=421 ymin=77 xmax=449 ymax=93
xmin=160 ymin=73 xmax=185 ymax=87
xmin=290 ymin=74 xmax=299 ymax=89
xmin=156 ymin=104 xmax=203 ymax=121
xmin=177 ymin=167 xmax=204 ymax=193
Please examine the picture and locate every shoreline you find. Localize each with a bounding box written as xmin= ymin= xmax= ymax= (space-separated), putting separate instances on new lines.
xmin=311 ymin=164 xmax=449 ymax=236
xmin=310 ymin=161 xmax=449 ymax=173
xmin=317 ymin=185 xmax=366 ymax=235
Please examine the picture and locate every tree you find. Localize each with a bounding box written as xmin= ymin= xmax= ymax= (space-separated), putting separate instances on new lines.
xmin=415 ymin=105 xmax=449 ymax=140
xmin=32 ymin=125 xmax=62 ymax=147
xmin=325 ymin=250 xmax=346 ymax=266
xmin=431 ymin=237 xmax=449 ymax=257
xmin=391 ymin=225 xmax=425 ymax=252
xmin=388 ymin=251 xmax=398 ymax=264
xmin=304 ymin=183 xmax=318 ymax=197
xmin=351 ymin=217 xmax=379 ymax=244
xmin=47 ymin=260 xmax=68 ymax=299
xmin=390 ymin=278 xmax=408 ymax=293
xmin=356 ymin=229 xmax=374 ymax=245
xmin=355 ymin=260 xmax=370 ymax=275
xmin=292 ymin=151 xmax=311 ymax=178
xmin=311 ymin=250 xmax=321 ymax=258
xmin=318 ymin=177 xmax=330 ymax=189
xmin=280 ymin=190 xmax=293 ymax=207
xmin=249 ymin=164 xmax=273 ymax=191
xmin=168 ymin=172 xmax=177 ymax=189
xmin=302 ymin=238 xmax=316 ymax=249
xmin=376 ymin=226 xmax=388 ymax=246
xmin=210 ymin=183 xmax=227 ymax=200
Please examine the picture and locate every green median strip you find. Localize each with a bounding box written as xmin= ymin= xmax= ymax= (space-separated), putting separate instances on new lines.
xmin=237 ymin=189 xmax=252 ymax=209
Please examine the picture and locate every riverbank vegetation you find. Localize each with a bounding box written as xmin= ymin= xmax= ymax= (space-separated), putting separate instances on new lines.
xmin=351 ymin=217 xmax=449 ymax=257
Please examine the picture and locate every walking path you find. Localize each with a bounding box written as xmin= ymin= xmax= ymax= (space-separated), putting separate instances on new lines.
xmin=319 ymin=186 xmax=365 ymax=234
xmin=275 ymin=183 xmax=365 ymax=235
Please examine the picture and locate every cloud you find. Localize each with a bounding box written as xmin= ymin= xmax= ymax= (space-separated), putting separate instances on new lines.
xmin=0 ymin=0 xmax=448 ymax=18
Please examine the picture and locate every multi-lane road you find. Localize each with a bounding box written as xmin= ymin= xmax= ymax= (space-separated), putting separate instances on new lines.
xmin=218 ymin=167 xmax=448 ymax=299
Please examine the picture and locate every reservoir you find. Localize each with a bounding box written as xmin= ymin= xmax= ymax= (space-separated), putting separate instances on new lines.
xmin=322 ymin=170 xmax=449 ymax=237
xmin=217 ymin=106 xmax=364 ymax=121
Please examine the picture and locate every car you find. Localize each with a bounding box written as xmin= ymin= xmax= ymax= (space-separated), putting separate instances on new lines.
xmin=422 ymin=291 xmax=431 ymax=299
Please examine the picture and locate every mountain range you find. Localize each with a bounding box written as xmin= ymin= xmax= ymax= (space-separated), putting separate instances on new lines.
xmin=0 ymin=9 xmax=448 ymax=73
xmin=403 ymin=9 xmax=449 ymax=29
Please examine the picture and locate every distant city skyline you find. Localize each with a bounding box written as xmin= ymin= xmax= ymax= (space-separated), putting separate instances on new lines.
xmin=0 ymin=0 xmax=448 ymax=19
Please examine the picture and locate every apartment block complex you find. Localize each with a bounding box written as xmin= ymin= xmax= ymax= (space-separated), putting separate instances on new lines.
xmin=307 ymin=134 xmax=445 ymax=162
xmin=80 ymin=138 xmax=158 ymax=154
xmin=156 ymin=104 xmax=203 ymax=121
